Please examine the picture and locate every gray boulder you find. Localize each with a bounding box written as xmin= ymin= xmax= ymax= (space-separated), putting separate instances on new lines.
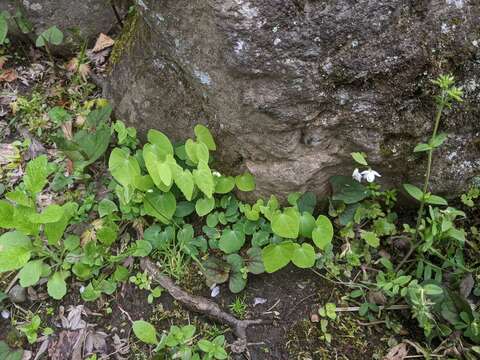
xmin=106 ymin=0 xmax=480 ymax=199
xmin=5 ymin=0 xmax=131 ymax=51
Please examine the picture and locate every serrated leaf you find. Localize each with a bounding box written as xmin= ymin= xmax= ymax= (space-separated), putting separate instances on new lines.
xmin=0 ymin=200 xmax=14 ymax=228
xmin=361 ymin=231 xmax=380 ymax=247
xmin=28 ymin=204 xmax=63 ymax=224
xmin=18 ymin=260 xmax=43 ymax=288
xmin=48 ymin=107 xmax=71 ymax=124
xmin=24 ymin=155 xmax=48 ymax=194
xmin=0 ymin=231 xmax=32 ymax=272
xmin=44 ymin=202 xmax=78 ymax=245
xmin=47 ymin=271 xmax=68 ymax=300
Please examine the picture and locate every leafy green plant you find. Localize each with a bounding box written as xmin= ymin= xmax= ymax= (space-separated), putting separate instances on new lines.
xmin=229 ymin=295 xmax=248 ymax=319
xmin=0 ymin=340 xmax=24 ymax=360
xmin=132 ymin=321 xmax=228 ymax=359
xmin=129 ymin=271 xmax=163 ymax=303
xmin=399 ymin=74 xmax=463 ymax=270
xmin=54 ymin=104 xmax=112 ymax=170
xmin=35 ymin=26 xmax=63 ymax=68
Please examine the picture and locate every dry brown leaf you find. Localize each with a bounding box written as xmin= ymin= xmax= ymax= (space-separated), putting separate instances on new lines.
xmin=92 ymin=33 xmax=114 ymax=52
xmin=81 ymin=228 xmax=96 ymax=246
xmin=0 ymin=69 xmax=17 ymax=82
xmin=0 ymin=55 xmax=8 ymax=69
xmin=0 ymin=143 xmax=19 ymax=165
xmin=383 ymin=342 xmax=409 ymax=360
xmin=66 ymin=159 xmax=74 ymax=176
xmin=61 ymin=121 xmax=73 ymax=140
xmin=78 ymin=63 xmax=91 ymax=81
xmin=66 ymin=58 xmax=91 ymax=81
xmin=368 ymin=290 xmax=387 ymax=305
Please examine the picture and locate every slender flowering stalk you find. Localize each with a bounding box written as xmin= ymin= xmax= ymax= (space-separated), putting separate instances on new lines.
xmin=396 ymin=75 xmax=463 ymax=272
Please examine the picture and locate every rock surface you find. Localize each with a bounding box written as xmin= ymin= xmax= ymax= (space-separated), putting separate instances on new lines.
xmin=106 ymin=0 xmax=480 ymax=199
xmin=4 ymin=0 xmax=130 ymax=51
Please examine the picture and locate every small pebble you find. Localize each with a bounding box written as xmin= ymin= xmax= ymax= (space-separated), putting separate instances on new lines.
xmin=8 ymin=285 xmax=26 ymax=303
xmin=253 ymin=297 xmax=267 ymax=306
xmin=1 ymin=310 xmax=10 ymax=319
xmin=210 ymin=285 xmax=220 ymax=298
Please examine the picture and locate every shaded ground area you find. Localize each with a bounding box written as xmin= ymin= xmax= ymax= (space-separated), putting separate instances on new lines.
xmin=1 ymin=263 xmax=391 ymax=359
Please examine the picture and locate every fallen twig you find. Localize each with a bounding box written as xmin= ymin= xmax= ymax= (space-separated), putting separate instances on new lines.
xmin=335 ymin=304 xmax=409 ymax=312
xmin=140 ymin=259 xmax=268 ymax=353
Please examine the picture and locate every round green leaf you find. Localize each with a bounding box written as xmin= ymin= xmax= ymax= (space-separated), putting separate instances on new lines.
xmin=19 ymin=260 xmax=43 ymax=288
xmin=219 ymin=229 xmax=245 ymax=254
xmin=132 ymin=320 xmax=158 ymax=345
xmin=299 ymin=212 xmax=316 ymax=238
xmin=215 ymin=176 xmax=235 ymax=194
xmin=196 ymin=197 xmax=215 ymax=217
xmin=235 ymin=173 xmax=256 ymax=192
xmin=47 ymin=271 xmax=68 ymax=300
xmin=262 ymin=241 xmax=296 ymax=273
xmin=312 ymin=215 xmax=333 ymax=250
xmin=291 ymin=243 xmax=316 ymax=268
xmin=271 ymin=208 xmax=300 ymax=239
xmin=109 ymin=148 xmax=140 ymax=187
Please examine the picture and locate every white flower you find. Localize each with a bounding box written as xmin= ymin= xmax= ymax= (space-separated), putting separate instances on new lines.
xmin=210 ymin=285 xmax=220 ymax=298
xmin=352 ymin=168 xmax=362 ymax=182
xmin=212 ymin=171 xmax=222 ymax=178
xmin=79 ymin=285 xmax=85 ymax=294
xmin=1 ymin=310 xmax=10 ymax=319
xmin=361 ymin=169 xmax=381 ymax=183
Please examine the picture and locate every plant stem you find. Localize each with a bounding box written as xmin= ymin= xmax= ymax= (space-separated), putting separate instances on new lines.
xmin=395 ymin=92 xmax=445 ymax=273
xmin=43 ymin=41 xmax=57 ymax=76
